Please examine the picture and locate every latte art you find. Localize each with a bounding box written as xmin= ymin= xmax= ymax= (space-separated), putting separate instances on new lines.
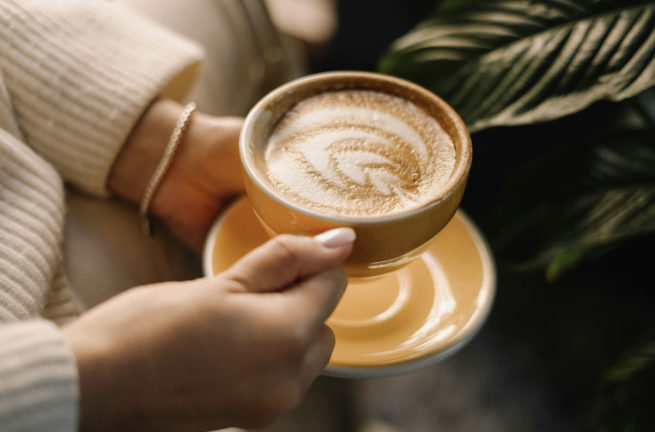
xmin=263 ymin=90 xmax=456 ymax=217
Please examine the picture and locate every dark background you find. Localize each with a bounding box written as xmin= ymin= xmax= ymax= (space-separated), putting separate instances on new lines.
xmin=274 ymin=1 xmax=655 ymax=431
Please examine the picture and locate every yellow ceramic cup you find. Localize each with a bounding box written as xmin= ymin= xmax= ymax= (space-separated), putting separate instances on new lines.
xmin=240 ymin=71 xmax=472 ymax=278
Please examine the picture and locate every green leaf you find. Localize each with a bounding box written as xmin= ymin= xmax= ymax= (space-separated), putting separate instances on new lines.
xmin=546 ymin=246 xmax=594 ymax=281
xmin=491 ymin=104 xmax=655 ymax=272
xmin=379 ymin=0 xmax=655 ymax=132
xmin=589 ymin=321 xmax=655 ymax=432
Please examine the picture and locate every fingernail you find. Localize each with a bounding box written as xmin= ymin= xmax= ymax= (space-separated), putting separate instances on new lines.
xmin=314 ymin=228 xmax=356 ymax=248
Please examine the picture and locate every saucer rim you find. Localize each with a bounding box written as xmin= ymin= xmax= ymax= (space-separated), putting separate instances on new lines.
xmin=202 ymin=197 xmax=496 ymax=379
xmin=324 ymin=210 xmax=496 ymax=377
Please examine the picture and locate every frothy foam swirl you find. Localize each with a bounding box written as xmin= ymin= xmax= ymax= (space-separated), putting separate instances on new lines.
xmin=263 ymin=90 xmax=456 ymax=217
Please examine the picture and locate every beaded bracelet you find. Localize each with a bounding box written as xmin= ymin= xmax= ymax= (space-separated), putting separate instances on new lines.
xmin=139 ymin=102 xmax=196 ymax=236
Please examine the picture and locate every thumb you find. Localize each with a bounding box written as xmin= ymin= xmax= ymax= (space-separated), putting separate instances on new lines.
xmin=222 ymin=228 xmax=355 ymax=293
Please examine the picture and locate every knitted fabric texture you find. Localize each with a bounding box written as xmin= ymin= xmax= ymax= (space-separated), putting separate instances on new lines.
xmin=0 ymin=0 xmax=204 ymax=430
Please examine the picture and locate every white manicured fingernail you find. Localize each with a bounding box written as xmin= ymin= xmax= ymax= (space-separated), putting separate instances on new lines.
xmin=314 ymin=228 xmax=356 ymax=248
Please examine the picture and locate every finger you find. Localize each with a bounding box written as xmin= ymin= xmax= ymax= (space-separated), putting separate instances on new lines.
xmin=282 ymin=265 xmax=348 ymax=333
xmin=223 ymin=228 xmax=355 ymax=293
xmin=300 ymin=325 xmax=335 ymax=389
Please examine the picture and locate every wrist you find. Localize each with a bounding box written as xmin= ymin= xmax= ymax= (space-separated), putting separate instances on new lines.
xmin=107 ymin=99 xmax=184 ymax=206
xmin=146 ymin=113 xmax=245 ymax=222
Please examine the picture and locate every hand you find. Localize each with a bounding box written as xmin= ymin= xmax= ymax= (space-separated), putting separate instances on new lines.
xmin=63 ymin=229 xmax=355 ymax=432
xmin=108 ymin=99 xmax=245 ymax=252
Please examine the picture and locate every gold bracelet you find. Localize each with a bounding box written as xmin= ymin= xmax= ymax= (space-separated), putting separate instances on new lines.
xmin=139 ymin=102 xmax=196 ymax=236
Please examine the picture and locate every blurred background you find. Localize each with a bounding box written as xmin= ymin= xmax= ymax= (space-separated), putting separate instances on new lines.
xmin=116 ymin=1 xmax=655 ymax=431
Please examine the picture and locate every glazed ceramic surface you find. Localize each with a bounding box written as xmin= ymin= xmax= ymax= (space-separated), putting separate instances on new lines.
xmin=240 ymin=71 xmax=472 ymax=278
xmin=203 ymin=196 xmax=495 ymax=378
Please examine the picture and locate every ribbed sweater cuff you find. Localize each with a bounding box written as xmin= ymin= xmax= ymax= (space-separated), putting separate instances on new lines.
xmin=0 ymin=320 xmax=78 ymax=432
xmin=0 ymin=0 xmax=205 ymax=196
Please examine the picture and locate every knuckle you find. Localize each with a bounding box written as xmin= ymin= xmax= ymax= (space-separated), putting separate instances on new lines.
xmin=254 ymin=327 xmax=308 ymax=369
xmin=271 ymin=234 xmax=299 ymax=250
xmin=268 ymin=235 xmax=301 ymax=263
xmin=268 ymin=325 xmax=308 ymax=359
xmin=286 ymin=326 xmax=311 ymax=355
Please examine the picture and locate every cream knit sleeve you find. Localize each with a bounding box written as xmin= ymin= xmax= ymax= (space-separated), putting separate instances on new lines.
xmin=0 ymin=0 xmax=205 ymax=196
xmin=0 ymin=321 xmax=78 ymax=432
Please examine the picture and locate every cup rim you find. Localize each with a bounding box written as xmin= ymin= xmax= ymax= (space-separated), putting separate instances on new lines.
xmin=240 ymin=71 xmax=472 ymax=224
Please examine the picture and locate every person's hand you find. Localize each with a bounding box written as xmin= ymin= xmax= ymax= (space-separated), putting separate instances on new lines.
xmin=63 ymin=228 xmax=355 ymax=432
xmin=108 ymin=99 xmax=244 ymax=252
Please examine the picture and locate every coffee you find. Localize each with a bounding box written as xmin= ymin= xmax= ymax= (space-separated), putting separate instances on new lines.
xmin=261 ymin=90 xmax=456 ymax=217
xmin=242 ymin=72 xmax=471 ymax=277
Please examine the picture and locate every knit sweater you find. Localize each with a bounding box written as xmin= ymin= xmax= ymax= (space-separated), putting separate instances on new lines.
xmin=0 ymin=0 xmax=203 ymax=430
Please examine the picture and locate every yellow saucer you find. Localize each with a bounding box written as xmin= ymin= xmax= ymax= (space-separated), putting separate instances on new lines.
xmin=203 ymin=196 xmax=495 ymax=378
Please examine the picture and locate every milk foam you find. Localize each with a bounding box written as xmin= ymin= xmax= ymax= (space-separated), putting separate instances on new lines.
xmin=263 ymin=90 xmax=456 ymax=217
